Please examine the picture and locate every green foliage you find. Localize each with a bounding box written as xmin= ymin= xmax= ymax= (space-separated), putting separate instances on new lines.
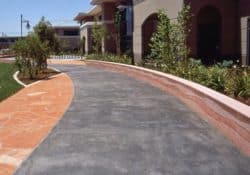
xmin=114 ymin=10 xmax=122 ymax=55
xmin=226 ymin=67 xmax=250 ymax=99
xmin=144 ymin=58 xmax=250 ymax=103
xmin=146 ymin=5 xmax=250 ymax=102
xmin=173 ymin=59 xmax=208 ymax=85
xmin=175 ymin=5 xmax=192 ymax=62
xmin=80 ymin=36 xmax=86 ymax=55
xmin=86 ymin=53 xmax=132 ymax=64
xmin=149 ymin=5 xmax=192 ymax=69
xmin=206 ymin=66 xmax=227 ymax=92
xmin=34 ymin=17 xmax=60 ymax=53
xmin=149 ymin=10 xmax=171 ymax=64
xmin=217 ymin=60 xmax=234 ymax=68
xmin=92 ymin=19 xmax=107 ymax=54
xmin=0 ymin=63 xmax=23 ymax=101
xmin=11 ymin=34 xmax=49 ymax=79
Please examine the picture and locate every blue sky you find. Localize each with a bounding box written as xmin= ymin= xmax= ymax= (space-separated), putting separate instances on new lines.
xmin=0 ymin=0 xmax=91 ymax=36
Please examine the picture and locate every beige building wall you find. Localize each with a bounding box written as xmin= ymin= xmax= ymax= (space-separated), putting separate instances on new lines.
xmin=80 ymin=27 xmax=89 ymax=54
xmin=58 ymin=36 xmax=80 ymax=50
xmin=241 ymin=17 xmax=249 ymax=65
xmin=133 ymin=0 xmax=184 ymax=63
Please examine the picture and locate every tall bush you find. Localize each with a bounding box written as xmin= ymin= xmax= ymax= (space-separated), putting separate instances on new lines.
xmin=11 ymin=34 xmax=49 ymax=79
xmin=226 ymin=67 xmax=250 ymax=99
xmin=114 ymin=10 xmax=122 ymax=56
xmin=92 ymin=19 xmax=107 ymax=54
xmin=149 ymin=5 xmax=192 ymax=71
xmin=149 ymin=10 xmax=171 ymax=66
xmin=34 ymin=17 xmax=60 ymax=53
xmin=80 ymin=36 xmax=86 ymax=55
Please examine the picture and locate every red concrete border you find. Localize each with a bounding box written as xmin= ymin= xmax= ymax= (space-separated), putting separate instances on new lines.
xmin=0 ymin=73 xmax=74 ymax=175
xmin=85 ymin=60 xmax=250 ymax=156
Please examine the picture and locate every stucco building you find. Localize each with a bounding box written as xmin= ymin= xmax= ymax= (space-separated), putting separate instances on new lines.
xmin=75 ymin=0 xmax=250 ymax=65
xmin=74 ymin=0 xmax=132 ymax=55
xmin=53 ymin=26 xmax=80 ymax=52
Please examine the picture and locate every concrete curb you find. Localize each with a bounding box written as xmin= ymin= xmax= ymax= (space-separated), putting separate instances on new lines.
xmin=13 ymin=71 xmax=27 ymax=88
xmin=13 ymin=67 xmax=61 ymax=88
xmin=85 ymin=60 xmax=250 ymax=156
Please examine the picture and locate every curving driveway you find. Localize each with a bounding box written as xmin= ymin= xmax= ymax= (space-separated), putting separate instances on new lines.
xmin=15 ymin=65 xmax=250 ymax=175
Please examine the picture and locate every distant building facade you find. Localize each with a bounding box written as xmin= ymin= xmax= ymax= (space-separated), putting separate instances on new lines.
xmin=0 ymin=36 xmax=20 ymax=50
xmin=75 ymin=0 xmax=250 ymax=65
xmin=74 ymin=0 xmax=133 ymax=55
xmin=53 ymin=26 xmax=80 ymax=52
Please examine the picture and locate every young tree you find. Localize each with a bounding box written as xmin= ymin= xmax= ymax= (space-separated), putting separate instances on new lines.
xmin=92 ymin=19 xmax=107 ymax=54
xmin=80 ymin=36 xmax=86 ymax=55
xmin=149 ymin=10 xmax=171 ymax=66
xmin=34 ymin=17 xmax=60 ymax=53
xmin=114 ymin=10 xmax=122 ymax=56
xmin=174 ymin=5 xmax=192 ymax=62
xmin=12 ymin=33 xmax=49 ymax=79
xmin=149 ymin=5 xmax=192 ymax=71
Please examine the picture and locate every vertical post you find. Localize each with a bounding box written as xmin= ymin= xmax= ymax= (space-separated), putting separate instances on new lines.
xmin=21 ymin=14 xmax=23 ymax=38
xmin=247 ymin=18 xmax=250 ymax=65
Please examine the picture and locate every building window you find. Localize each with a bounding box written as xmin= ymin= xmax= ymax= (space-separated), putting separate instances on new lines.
xmin=98 ymin=15 xmax=102 ymax=21
xmin=126 ymin=6 xmax=133 ymax=36
xmin=63 ymin=30 xmax=79 ymax=36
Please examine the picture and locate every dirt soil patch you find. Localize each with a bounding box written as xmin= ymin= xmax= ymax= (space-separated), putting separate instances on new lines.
xmin=18 ymin=68 xmax=60 ymax=85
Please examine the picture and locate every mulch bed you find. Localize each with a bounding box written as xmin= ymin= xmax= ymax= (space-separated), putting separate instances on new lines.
xmin=18 ymin=68 xmax=60 ymax=85
xmin=235 ymin=97 xmax=250 ymax=106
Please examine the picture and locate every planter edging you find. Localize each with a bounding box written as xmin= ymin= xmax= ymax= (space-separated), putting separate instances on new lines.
xmin=13 ymin=67 xmax=61 ymax=88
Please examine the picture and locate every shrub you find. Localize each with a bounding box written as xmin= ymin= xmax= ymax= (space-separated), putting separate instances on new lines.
xmin=182 ymin=59 xmax=208 ymax=85
xmin=217 ymin=60 xmax=234 ymax=68
xmin=226 ymin=67 xmax=250 ymax=99
xmin=149 ymin=10 xmax=171 ymax=64
xmin=149 ymin=5 xmax=192 ymax=71
xmin=34 ymin=17 xmax=60 ymax=53
xmin=86 ymin=53 xmax=132 ymax=64
xmin=11 ymin=34 xmax=49 ymax=79
xmin=92 ymin=20 xmax=107 ymax=54
xmin=206 ymin=65 xmax=228 ymax=93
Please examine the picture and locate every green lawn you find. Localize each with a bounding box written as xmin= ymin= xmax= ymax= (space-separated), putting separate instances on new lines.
xmin=0 ymin=63 xmax=23 ymax=102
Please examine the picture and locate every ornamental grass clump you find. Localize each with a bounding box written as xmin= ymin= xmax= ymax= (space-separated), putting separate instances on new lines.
xmin=226 ymin=66 xmax=250 ymax=101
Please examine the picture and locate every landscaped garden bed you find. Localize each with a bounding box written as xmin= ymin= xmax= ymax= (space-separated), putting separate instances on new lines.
xmin=10 ymin=17 xmax=63 ymax=87
xmin=86 ymin=55 xmax=250 ymax=106
xmin=18 ymin=68 xmax=59 ymax=85
xmin=85 ymin=6 xmax=250 ymax=106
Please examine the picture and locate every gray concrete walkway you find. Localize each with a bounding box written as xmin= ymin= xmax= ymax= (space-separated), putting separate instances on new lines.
xmin=15 ymin=65 xmax=250 ymax=175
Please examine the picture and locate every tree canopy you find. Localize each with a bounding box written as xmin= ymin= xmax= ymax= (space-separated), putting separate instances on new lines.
xmin=34 ymin=17 xmax=60 ymax=53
